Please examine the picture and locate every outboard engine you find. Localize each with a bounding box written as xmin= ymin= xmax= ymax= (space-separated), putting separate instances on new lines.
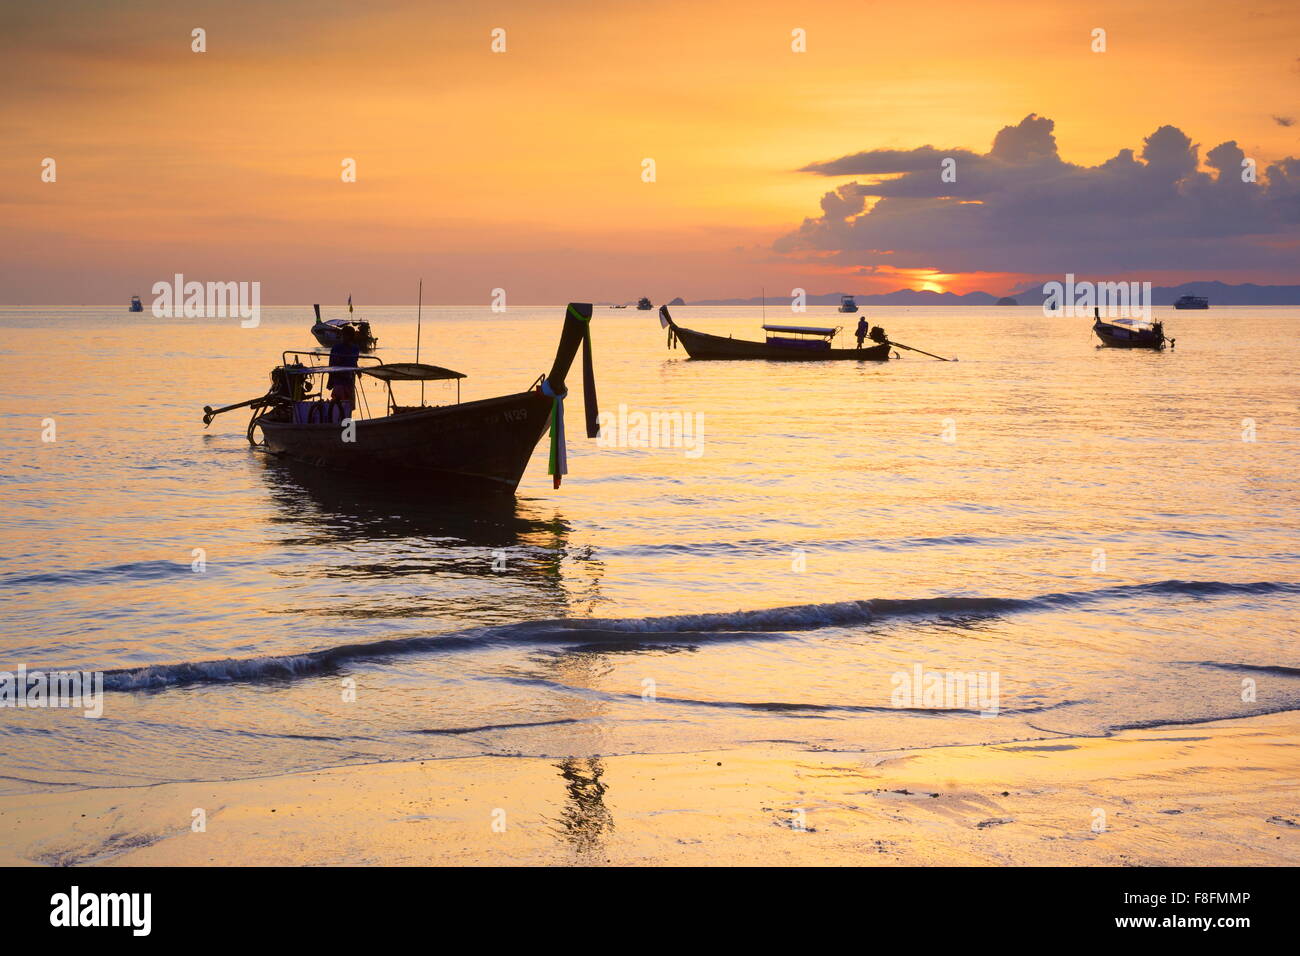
xmin=269 ymin=367 xmax=292 ymax=399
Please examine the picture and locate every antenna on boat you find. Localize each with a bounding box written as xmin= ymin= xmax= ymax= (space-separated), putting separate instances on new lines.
xmin=761 ymin=286 xmax=765 ymax=322
xmin=416 ymin=278 xmax=424 ymax=405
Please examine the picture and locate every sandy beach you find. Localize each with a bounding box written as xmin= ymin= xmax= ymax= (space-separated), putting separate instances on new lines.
xmin=4 ymin=713 xmax=1295 ymax=867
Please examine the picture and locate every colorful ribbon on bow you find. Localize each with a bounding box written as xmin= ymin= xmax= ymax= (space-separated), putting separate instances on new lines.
xmin=542 ymin=378 xmax=567 ymax=488
xmin=543 ymin=304 xmax=598 ymax=489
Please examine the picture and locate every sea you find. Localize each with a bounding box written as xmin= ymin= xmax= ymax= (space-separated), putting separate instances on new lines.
xmin=0 ymin=304 xmax=1296 ymax=793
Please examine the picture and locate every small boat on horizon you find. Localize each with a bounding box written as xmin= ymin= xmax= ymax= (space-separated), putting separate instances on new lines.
xmin=203 ymin=303 xmax=599 ymax=494
xmin=310 ymin=303 xmax=378 ymax=352
xmin=659 ymin=305 xmax=893 ymax=361
xmin=129 ymin=295 xmax=143 ymax=312
xmin=837 ymin=294 xmax=859 ymax=313
xmin=1092 ymin=309 xmax=1174 ymax=350
xmin=636 ymin=297 xmax=653 ymax=310
xmin=1173 ymin=294 xmax=1209 ymax=310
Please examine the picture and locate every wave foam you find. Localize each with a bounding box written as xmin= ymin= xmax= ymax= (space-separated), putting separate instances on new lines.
xmin=98 ymin=579 xmax=1300 ymax=691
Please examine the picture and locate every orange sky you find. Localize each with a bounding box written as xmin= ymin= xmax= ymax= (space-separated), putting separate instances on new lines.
xmin=2 ymin=0 xmax=1297 ymax=303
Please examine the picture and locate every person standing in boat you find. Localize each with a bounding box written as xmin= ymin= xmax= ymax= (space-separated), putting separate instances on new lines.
xmin=327 ymin=326 xmax=361 ymax=406
xmin=855 ymin=316 xmax=869 ymax=349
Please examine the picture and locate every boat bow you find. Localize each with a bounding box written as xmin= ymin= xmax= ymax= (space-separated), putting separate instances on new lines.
xmin=541 ymin=302 xmax=599 ymax=487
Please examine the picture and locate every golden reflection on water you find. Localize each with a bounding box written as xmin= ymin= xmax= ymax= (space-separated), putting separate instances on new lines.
xmin=0 ymin=306 xmax=1296 ymax=790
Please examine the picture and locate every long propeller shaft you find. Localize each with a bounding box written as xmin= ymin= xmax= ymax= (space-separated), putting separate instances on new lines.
xmin=202 ymin=393 xmax=274 ymax=426
xmin=890 ymin=340 xmax=957 ymax=362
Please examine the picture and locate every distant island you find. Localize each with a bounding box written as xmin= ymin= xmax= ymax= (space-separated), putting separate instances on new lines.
xmin=687 ymin=281 xmax=1300 ymax=306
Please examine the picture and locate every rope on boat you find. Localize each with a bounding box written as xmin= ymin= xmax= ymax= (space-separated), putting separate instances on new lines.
xmin=246 ymin=402 xmax=268 ymax=446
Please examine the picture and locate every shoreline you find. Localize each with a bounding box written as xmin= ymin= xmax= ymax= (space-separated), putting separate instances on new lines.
xmin=3 ymin=713 xmax=1296 ymax=866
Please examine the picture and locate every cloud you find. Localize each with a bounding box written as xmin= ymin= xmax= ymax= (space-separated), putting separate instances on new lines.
xmin=1274 ymin=115 xmax=1295 ymax=127
xmin=776 ymin=115 xmax=1300 ymax=275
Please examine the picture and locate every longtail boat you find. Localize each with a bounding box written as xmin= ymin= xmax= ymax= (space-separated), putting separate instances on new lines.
xmin=1092 ymin=308 xmax=1174 ymax=350
xmin=202 ymin=303 xmax=599 ymax=494
xmin=310 ymin=303 xmax=378 ymax=352
xmin=658 ymin=305 xmax=893 ymax=361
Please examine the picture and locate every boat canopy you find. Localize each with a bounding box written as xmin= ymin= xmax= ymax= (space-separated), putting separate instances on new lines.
xmin=1100 ymin=317 xmax=1155 ymax=330
xmin=362 ymin=362 xmax=466 ymax=381
xmin=761 ymin=324 xmax=837 ymax=337
xmin=281 ymin=362 xmax=466 ymax=380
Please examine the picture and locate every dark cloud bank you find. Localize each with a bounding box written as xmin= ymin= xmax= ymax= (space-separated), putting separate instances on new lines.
xmin=775 ymin=115 xmax=1300 ymax=277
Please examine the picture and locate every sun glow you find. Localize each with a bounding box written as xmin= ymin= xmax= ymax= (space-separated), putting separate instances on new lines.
xmin=3 ymin=0 xmax=1298 ymax=303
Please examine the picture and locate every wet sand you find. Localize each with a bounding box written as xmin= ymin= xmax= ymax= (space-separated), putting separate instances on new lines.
xmin=3 ymin=714 xmax=1296 ymax=866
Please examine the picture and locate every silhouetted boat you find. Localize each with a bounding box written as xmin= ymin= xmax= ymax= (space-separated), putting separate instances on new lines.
xmin=837 ymin=295 xmax=859 ymax=313
xmin=310 ymin=304 xmax=378 ymax=352
xmin=636 ymin=297 xmax=652 ymax=310
xmin=1173 ymin=294 xmax=1208 ymax=310
xmin=659 ymin=305 xmax=892 ymax=361
xmin=1092 ymin=309 xmax=1173 ymax=350
xmin=203 ymin=303 xmax=599 ymax=494
xmin=129 ymin=295 xmax=143 ymax=312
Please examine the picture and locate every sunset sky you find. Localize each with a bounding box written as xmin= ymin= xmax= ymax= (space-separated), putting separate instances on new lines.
xmin=2 ymin=0 xmax=1298 ymax=303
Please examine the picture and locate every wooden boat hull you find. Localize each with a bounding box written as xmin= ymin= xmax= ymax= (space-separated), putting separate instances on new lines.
xmin=673 ymin=325 xmax=892 ymax=361
xmin=256 ymin=389 xmax=554 ymax=493
xmin=1092 ymin=320 xmax=1166 ymax=350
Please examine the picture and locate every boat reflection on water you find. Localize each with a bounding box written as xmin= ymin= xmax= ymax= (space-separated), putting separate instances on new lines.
xmin=553 ymin=756 xmax=615 ymax=860
xmin=253 ymin=454 xmax=604 ymax=619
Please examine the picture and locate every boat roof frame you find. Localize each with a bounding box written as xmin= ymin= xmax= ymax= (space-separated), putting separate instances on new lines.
xmin=1097 ymin=316 xmax=1160 ymax=330
xmin=277 ymin=361 xmax=466 ymax=381
xmin=762 ymin=324 xmax=840 ymax=337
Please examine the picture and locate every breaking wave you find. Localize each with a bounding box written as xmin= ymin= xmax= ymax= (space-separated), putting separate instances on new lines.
xmin=98 ymin=579 xmax=1299 ymax=691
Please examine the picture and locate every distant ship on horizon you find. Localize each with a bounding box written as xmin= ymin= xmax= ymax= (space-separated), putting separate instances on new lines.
xmin=1173 ymin=294 xmax=1209 ymax=309
xmin=129 ymin=295 xmax=143 ymax=312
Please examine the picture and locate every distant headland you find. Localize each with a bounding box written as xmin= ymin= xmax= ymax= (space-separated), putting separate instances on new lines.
xmin=688 ymin=281 xmax=1300 ymax=306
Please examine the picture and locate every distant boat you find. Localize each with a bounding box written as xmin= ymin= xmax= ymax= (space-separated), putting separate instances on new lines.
xmin=636 ymin=297 xmax=652 ymax=310
xmin=129 ymin=295 xmax=143 ymax=312
xmin=1173 ymin=294 xmax=1209 ymax=309
xmin=310 ymin=304 xmax=378 ymax=352
xmin=837 ymin=295 xmax=859 ymax=313
xmin=659 ymin=306 xmax=892 ymax=361
xmin=1092 ymin=309 xmax=1173 ymax=350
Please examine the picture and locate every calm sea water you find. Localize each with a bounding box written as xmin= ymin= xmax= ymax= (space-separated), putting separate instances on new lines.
xmin=0 ymin=305 xmax=1296 ymax=793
